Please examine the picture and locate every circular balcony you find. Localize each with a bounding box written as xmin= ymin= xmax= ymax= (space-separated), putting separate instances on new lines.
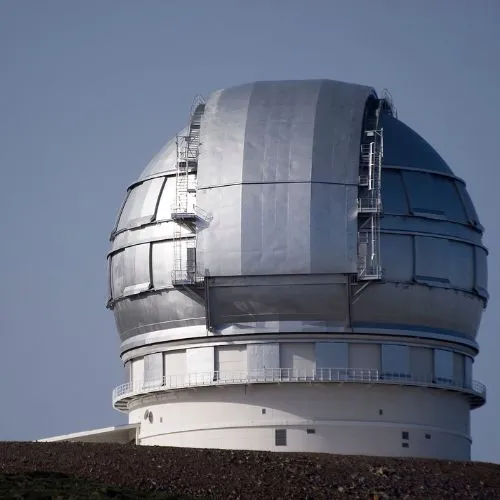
xmin=112 ymin=368 xmax=486 ymax=411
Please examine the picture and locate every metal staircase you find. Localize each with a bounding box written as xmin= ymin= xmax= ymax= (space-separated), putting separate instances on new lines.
xmin=357 ymin=106 xmax=384 ymax=281
xmin=171 ymin=97 xmax=205 ymax=287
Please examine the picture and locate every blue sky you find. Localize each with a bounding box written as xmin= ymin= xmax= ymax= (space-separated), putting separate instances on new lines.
xmin=0 ymin=0 xmax=498 ymax=462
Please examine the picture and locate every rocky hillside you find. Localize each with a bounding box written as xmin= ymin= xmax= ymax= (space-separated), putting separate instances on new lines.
xmin=0 ymin=442 xmax=499 ymax=499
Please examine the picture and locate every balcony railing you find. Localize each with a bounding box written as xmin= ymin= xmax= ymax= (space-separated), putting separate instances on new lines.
xmin=112 ymin=368 xmax=486 ymax=411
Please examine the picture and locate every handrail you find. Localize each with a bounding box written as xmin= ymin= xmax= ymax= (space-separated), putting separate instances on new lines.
xmin=112 ymin=368 xmax=486 ymax=408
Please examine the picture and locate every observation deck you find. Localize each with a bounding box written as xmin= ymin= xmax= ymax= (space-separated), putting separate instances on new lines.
xmin=112 ymin=368 xmax=486 ymax=412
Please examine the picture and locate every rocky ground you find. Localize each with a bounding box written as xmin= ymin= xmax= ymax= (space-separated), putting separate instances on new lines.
xmin=0 ymin=442 xmax=499 ymax=499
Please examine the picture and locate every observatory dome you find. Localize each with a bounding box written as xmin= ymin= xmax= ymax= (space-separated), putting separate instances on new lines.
xmin=108 ymin=80 xmax=487 ymax=347
xmin=108 ymin=79 xmax=488 ymax=459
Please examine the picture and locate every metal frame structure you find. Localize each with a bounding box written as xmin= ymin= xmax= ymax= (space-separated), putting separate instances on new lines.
xmin=171 ymin=96 xmax=205 ymax=286
xmin=112 ymin=367 xmax=486 ymax=411
xmin=357 ymin=105 xmax=384 ymax=280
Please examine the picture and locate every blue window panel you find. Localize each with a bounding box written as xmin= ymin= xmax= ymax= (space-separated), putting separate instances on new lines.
xmin=402 ymin=171 xmax=445 ymax=216
xmin=456 ymin=182 xmax=480 ymax=227
xmin=474 ymin=247 xmax=488 ymax=298
xmin=315 ymin=342 xmax=348 ymax=368
xmin=348 ymin=343 xmax=381 ymax=370
xmin=414 ymin=236 xmax=450 ymax=284
xmin=434 ymin=177 xmax=467 ymax=223
xmin=448 ymin=241 xmax=474 ymax=290
xmin=464 ymin=357 xmax=473 ymax=388
xmin=453 ymin=353 xmax=465 ymax=387
xmin=434 ymin=349 xmax=454 ymax=384
xmin=381 ymin=170 xmax=409 ymax=215
xmin=381 ymin=234 xmax=413 ymax=282
xmin=381 ymin=344 xmax=410 ymax=377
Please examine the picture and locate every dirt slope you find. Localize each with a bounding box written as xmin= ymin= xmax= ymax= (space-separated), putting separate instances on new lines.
xmin=0 ymin=442 xmax=498 ymax=499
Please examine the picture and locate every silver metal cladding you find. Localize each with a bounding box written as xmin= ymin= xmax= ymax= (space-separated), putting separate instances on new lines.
xmin=107 ymin=78 xmax=488 ymax=350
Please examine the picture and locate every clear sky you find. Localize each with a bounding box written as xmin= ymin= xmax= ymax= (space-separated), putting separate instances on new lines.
xmin=0 ymin=0 xmax=498 ymax=462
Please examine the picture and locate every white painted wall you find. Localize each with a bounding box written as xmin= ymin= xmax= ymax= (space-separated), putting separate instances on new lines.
xmin=123 ymin=337 xmax=478 ymax=460
xmin=129 ymin=383 xmax=471 ymax=460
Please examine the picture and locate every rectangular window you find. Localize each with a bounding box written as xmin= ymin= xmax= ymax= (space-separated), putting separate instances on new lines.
xmin=315 ymin=342 xmax=348 ymax=369
xmin=402 ymin=442 xmax=409 ymax=448
xmin=280 ymin=343 xmax=315 ymax=372
xmin=434 ymin=349 xmax=454 ymax=384
xmin=402 ymin=171 xmax=445 ymax=216
xmin=275 ymin=429 xmax=287 ymax=446
xmin=414 ymin=236 xmax=450 ymax=285
xmin=306 ymin=429 xmax=316 ymax=434
xmin=464 ymin=357 xmax=473 ymax=388
xmin=349 ymin=343 xmax=381 ymax=370
xmin=215 ymin=345 xmax=247 ymax=381
xmin=402 ymin=431 xmax=409 ymax=440
xmin=425 ymin=434 xmax=431 ymax=440
xmin=381 ymin=344 xmax=410 ymax=378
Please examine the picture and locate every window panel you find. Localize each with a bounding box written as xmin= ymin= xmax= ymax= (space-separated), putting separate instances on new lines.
xmin=216 ymin=345 xmax=247 ymax=380
xmin=122 ymin=244 xmax=151 ymax=296
xmin=164 ymin=350 xmax=186 ymax=386
xmin=186 ymin=347 xmax=214 ymax=385
xmin=156 ymin=176 xmax=177 ymax=221
xmin=453 ymin=353 xmax=465 ymax=387
xmin=124 ymin=361 xmax=131 ymax=382
xmin=247 ymin=344 xmax=280 ymax=371
xmin=448 ymin=241 xmax=474 ymax=290
xmin=151 ymin=241 xmax=174 ymax=289
xmin=464 ymin=357 xmax=473 ymax=388
xmin=402 ymin=171 xmax=445 ymax=216
xmin=381 ymin=170 xmax=409 ymax=214
xmin=315 ymin=342 xmax=348 ymax=368
xmin=380 ymin=234 xmax=413 ymax=282
xmin=434 ymin=349 xmax=453 ymax=384
xmin=474 ymin=247 xmax=488 ymax=296
xmin=410 ymin=347 xmax=433 ymax=381
xmin=434 ymin=177 xmax=467 ymax=222
xmin=117 ymin=177 xmax=165 ymax=230
xmin=280 ymin=343 xmax=315 ymax=372
xmin=381 ymin=344 xmax=410 ymax=376
xmin=144 ymin=353 xmax=163 ymax=383
xmin=131 ymin=358 xmax=144 ymax=384
xmin=456 ymin=182 xmax=480 ymax=226
xmin=349 ymin=344 xmax=381 ymax=370
xmin=110 ymin=250 xmax=125 ymax=298
xmin=414 ymin=236 xmax=450 ymax=284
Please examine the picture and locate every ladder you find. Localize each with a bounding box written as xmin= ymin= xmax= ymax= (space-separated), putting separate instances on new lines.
xmin=357 ymin=117 xmax=383 ymax=280
xmin=171 ymin=97 xmax=205 ymax=287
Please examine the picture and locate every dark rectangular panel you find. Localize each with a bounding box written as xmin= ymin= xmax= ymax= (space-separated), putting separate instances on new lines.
xmin=414 ymin=236 xmax=450 ymax=284
xmin=434 ymin=349 xmax=454 ymax=384
xmin=381 ymin=170 xmax=409 ymax=215
xmin=410 ymin=347 xmax=433 ymax=380
xmin=448 ymin=241 xmax=474 ymax=290
xmin=381 ymin=234 xmax=413 ymax=282
xmin=456 ymin=182 xmax=480 ymax=226
xmin=464 ymin=357 xmax=473 ymax=387
xmin=434 ymin=177 xmax=467 ymax=223
xmin=381 ymin=344 xmax=410 ymax=376
xmin=315 ymin=342 xmax=348 ymax=368
xmin=474 ymin=247 xmax=488 ymax=297
xmin=402 ymin=171 xmax=445 ymax=216
xmin=349 ymin=344 xmax=381 ymax=370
